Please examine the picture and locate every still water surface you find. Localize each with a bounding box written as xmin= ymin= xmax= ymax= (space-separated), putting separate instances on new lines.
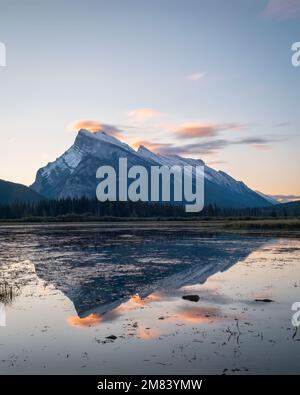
xmin=0 ymin=224 xmax=299 ymax=374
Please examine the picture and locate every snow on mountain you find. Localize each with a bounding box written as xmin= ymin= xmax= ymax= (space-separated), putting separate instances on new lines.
xmin=137 ymin=144 xmax=262 ymax=198
xmin=40 ymin=129 xmax=134 ymax=179
xmin=137 ymin=145 xmax=204 ymax=168
xmin=79 ymin=129 xmax=134 ymax=154
xmin=40 ymin=144 xmax=84 ymax=179
xmin=31 ymin=129 xmax=273 ymax=208
xmin=255 ymin=191 xmax=278 ymax=205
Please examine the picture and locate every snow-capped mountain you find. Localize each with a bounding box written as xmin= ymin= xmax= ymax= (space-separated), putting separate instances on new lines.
xmin=255 ymin=190 xmax=279 ymax=205
xmin=31 ymin=129 xmax=273 ymax=208
xmin=31 ymin=129 xmax=148 ymax=199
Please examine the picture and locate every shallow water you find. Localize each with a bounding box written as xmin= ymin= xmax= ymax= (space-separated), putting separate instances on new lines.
xmin=0 ymin=224 xmax=299 ymax=374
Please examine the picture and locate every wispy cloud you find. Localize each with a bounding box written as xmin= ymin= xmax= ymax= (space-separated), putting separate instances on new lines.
xmin=269 ymin=194 xmax=300 ymax=203
xmin=185 ymin=72 xmax=206 ymax=81
xmin=135 ymin=136 xmax=280 ymax=157
xmin=67 ymin=119 xmax=123 ymax=137
xmin=206 ymin=160 xmax=227 ymax=166
xmin=126 ymin=108 xmax=161 ymax=122
xmin=275 ymin=122 xmax=291 ymax=128
xmin=8 ymin=137 xmax=17 ymax=144
xmin=260 ymin=0 xmax=300 ymax=20
xmin=132 ymin=140 xmax=170 ymax=153
xmin=173 ymin=122 xmax=242 ymax=139
xmin=252 ymin=144 xmax=271 ymax=151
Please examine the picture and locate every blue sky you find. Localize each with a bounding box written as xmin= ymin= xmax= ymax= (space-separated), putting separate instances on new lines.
xmin=0 ymin=0 xmax=299 ymax=199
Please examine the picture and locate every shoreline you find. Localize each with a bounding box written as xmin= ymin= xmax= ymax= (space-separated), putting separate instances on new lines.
xmin=0 ymin=218 xmax=299 ymax=238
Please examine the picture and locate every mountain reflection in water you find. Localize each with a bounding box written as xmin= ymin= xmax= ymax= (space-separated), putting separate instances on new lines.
xmin=0 ymin=225 xmax=267 ymax=317
xmin=1 ymin=225 xmax=300 ymax=375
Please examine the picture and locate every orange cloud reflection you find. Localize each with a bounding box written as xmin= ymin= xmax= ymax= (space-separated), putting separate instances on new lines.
xmin=68 ymin=313 xmax=103 ymax=327
xmin=137 ymin=326 xmax=161 ymax=340
xmin=68 ymin=292 xmax=162 ymax=328
xmin=171 ymin=306 xmax=221 ymax=325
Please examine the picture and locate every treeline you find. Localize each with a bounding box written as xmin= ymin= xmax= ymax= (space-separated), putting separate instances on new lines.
xmin=0 ymin=197 xmax=299 ymax=221
xmin=0 ymin=198 xmax=186 ymax=220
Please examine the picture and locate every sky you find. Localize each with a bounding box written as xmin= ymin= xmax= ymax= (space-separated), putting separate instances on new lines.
xmin=0 ymin=0 xmax=299 ymax=200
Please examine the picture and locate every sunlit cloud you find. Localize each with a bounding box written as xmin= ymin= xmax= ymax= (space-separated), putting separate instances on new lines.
xmin=186 ymin=72 xmax=206 ymax=81
xmin=260 ymin=0 xmax=300 ymax=19
xmin=132 ymin=140 xmax=170 ymax=153
xmin=126 ymin=108 xmax=161 ymax=122
xmin=67 ymin=119 xmax=123 ymax=137
xmin=252 ymin=144 xmax=271 ymax=151
xmin=173 ymin=122 xmax=241 ymax=139
xmin=269 ymin=194 xmax=300 ymax=203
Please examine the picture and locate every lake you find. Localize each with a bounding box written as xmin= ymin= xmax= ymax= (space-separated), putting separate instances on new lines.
xmin=0 ymin=223 xmax=299 ymax=374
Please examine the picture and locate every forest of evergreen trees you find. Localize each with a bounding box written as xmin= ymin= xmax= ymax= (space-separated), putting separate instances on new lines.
xmin=0 ymin=197 xmax=298 ymax=221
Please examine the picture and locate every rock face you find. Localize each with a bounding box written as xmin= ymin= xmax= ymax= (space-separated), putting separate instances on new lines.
xmin=31 ymin=129 xmax=152 ymax=199
xmin=31 ymin=128 xmax=273 ymax=208
xmin=0 ymin=179 xmax=43 ymax=204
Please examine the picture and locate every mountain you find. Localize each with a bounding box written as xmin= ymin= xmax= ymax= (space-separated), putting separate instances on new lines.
xmin=255 ymin=190 xmax=278 ymax=205
xmin=0 ymin=179 xmax=43 ymax=204
xmin=137 ymin=145 xmax=273 ymax=208
xmin=31 ymin=129 xmax=273 ymax=209
xmin=260 ymin=200 xmax=300 ymax=216
xmin=31 ymin=129 xmax=154 ymax=199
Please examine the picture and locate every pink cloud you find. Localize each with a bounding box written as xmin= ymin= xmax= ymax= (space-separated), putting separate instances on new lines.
xmin=261 ymin=0 xmax=300 ymax=19
xmin=126 ymin=108 xmax=160 ymax=122
xmin=67 ymin=119 xmax=122 ymax=137
xmin=132 ymin=140 xmax=169 ymax=153
xmin=252 ymin=144 xmax=271 ymax=151
xmin=173 ymin=122 xmax=241 ymax=139
xmin=186 ymin=72 xmax=206 ymax=81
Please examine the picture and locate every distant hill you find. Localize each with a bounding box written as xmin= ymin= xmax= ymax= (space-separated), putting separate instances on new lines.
xmin=0 ymin=179 xmax=44 ymax=204
xmin=260 ymin=200 xmax=300 ymax=217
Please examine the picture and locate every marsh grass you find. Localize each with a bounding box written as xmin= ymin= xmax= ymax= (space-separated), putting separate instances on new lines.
xmin=0 ymin=282 xmax=18 ymax=305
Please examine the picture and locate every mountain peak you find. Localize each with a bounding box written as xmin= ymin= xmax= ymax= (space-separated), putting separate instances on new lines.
xmin=77 ymin=129 xmax=134 ymax=153
xmin=31 ymin=127 xmax=273 ymax=208
xmin=137 ymin=144 xmax=165 ymax=164
xmin=137 ymin=144 xmax=153 ymax=154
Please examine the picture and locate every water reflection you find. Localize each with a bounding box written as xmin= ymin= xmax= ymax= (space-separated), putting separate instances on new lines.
xmin=0 ymin=283 xmax=15 ymax=305
xmin=0 ymin=226 xmax=265 ymax=318
xmin=0 ymin=225 xmax=300 ymax=374
xmin=0 ymin=225 xmax=268 ymax=318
